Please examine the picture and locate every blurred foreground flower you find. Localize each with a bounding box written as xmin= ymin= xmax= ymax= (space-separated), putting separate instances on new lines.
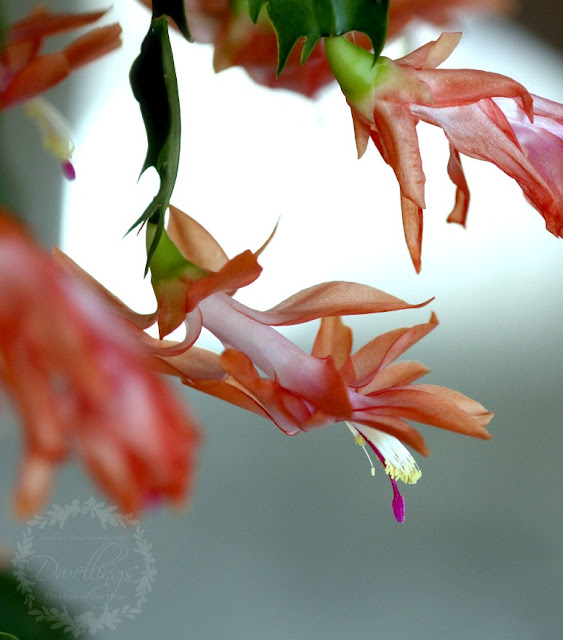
xmin=326 ymin=32 xmax=563 ymax=271
xmin=58 ymin=206 xmax=493 ymax=521
xmin=0 ymin=6 xmax=122 ymax=178
xmin=0 ymin=210 xmax=200 ymax=518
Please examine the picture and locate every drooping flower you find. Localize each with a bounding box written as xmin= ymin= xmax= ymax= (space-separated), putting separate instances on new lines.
xmin=325 ymin=32 xmax=563 ymax=271
xmin=0 ymin=7 xmax=122 ymax=177
xmin=0 ymin=210 xmax=200 ymax=517
xmin=57 ymin=206 xmax=492 ymax=521
xmin=173 ymin=313 xmax=492 ymax=522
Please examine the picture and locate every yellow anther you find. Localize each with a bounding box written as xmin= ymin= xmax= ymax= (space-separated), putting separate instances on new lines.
xmin=24 ymin=97 xmax=74 ymax=162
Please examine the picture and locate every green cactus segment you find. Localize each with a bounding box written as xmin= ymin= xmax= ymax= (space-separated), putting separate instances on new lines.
xmin=247 ymin=0 xmax=389 ymax=74
xmin=129 ymin=15 xmax=181 ymax=273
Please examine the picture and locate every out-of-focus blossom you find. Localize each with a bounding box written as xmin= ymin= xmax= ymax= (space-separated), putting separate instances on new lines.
xmin=212 ymin=7 xmax=336 ymax=98
xmin=387 ymin=0 xmax=514 ymax=39
xmin=0 ymin=7 xmax=122 ymax=177
xmin=0 ymin=210 xmax=200 ymax=517
xmin=138 ymin=0 xmax=336 ymax=97
xmin=139 ymin=0 xmax=512 ymax=97
xmin=58 ymin=206 xmax=492 ymax=521
xmin=325 ymin=32 xmax=563 ymax=271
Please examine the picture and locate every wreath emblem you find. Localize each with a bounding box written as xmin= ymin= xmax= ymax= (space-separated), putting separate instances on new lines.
xmin=11 ymin=498 xmax=156 ymax=637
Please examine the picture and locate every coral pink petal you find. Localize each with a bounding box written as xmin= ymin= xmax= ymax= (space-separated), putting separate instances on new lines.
xmin=367 ymin=387 xmax=492 ymax=438
xmin=397 ymin=32 xmax=461 ymax=69
xmin=446 ymin=145 xmax=470 ymax=225
xmin=311 ymin=316 xmax=353 ymax=370
xmin=168 ymin=205 xmax=229 ymax=272
xmin=0 ymin=53 xmax=69 ymax=108
xmin=185 ymin=250 xmax=262 ymax=313
xmin=228 ymin=282 xmax=431 ymax=326
xmin=63 ymin=24 xmax=123 ymax=70
xmin=345 ymin=313 xmax=438 ymax=386
xmin=53 ymin=249 xmax=157 ymax=329
xmin=8 ymin=8 xmax=107 ymax=44
xmin=360 ymin=361 xmax=431 ymax=394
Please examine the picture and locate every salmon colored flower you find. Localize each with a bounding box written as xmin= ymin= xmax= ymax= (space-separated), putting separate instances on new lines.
xmin=163 ymin=313 xmax=492 ymax=522
xmin=0 ymin=210 xmax=200 ymax=518
xmin=0 ymin=7 xmax=122 ymax=177
xmin=57 ymin=206 xmax=492 ymax=522
xmin=325 ymin=32 xmax=563 ymax=271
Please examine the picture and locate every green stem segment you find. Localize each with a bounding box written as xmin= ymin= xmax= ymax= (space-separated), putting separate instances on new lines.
xmin=324 ymin=36 xmax=380 ymax=101
xmin=129 ymin=15 xmax=181 ymax=274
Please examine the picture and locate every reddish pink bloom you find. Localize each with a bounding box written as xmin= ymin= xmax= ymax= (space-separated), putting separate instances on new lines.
xmin=326 ymin=33 xmax=563 ymax=271
xmin=59 ymin=206 xmax=492 ymax=521
xmin=0 ymin=211 xmax=200 ymax=517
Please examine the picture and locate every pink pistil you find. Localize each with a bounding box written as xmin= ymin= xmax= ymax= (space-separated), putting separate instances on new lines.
xmin=390 ymin=479 xmax=405 ymax=524
xmin=61 ymin=160 xmax=76 ymax=181
xmin=365 ymin=436 xmax=406 ymax=524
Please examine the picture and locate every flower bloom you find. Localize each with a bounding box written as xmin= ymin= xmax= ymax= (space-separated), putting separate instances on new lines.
xmin=0 ymin=210 xmax=200 ymax=517
xmin=325 ymin=32 xmax=563 ymax=271
xmin=59 ymin=206 xmax=492 ymax=521
xmin=0 ymin=7 xmax=122 ymax=177
xmin=159 ymin=311 xmax=492 ymax=522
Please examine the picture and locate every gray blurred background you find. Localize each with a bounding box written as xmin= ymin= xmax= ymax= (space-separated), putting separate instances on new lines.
xmin=1 ymin=1 xmax=562 ymax=638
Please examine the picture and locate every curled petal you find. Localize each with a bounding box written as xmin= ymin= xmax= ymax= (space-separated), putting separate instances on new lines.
xmin=227 ymin=281 xmax=431 ymax=326
xmin=344 ymin=313 xmax=438 ymax=387
xmin=53 ymin=249 xmax=157 ymax=330
xmin=371 ymin=101 xmax=426 ymax=209
xmin=62 ymin=24 xmax=123 ymax=71
xmin=446 ymin=145 xmax=470 ymax=226
xmin=7 ymin=8 xmax=108 ymax=45
xmin=416 ymin=68 xmax=532 ymax=116
xmin=360 ymin=361 xmax=431 ymax=394
xmin=365 ymin=386 xmax=493 ymax=439
xmin=151 ymin=343 xmax=226 ymax=381
xmin=401 ymin=194 xmax=424 ymax=273
xmin=221 ymin=350 xmax=312 ymax=435
xmin=168 ymin=204 xmax=229 ymax=273
xmin=397 ymin=32 xmax=462 ymax=70
xmin=1 ymin=53 xmax=69 ymax=108
xmin=185 ymin=250 xmax=262 ymax=313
